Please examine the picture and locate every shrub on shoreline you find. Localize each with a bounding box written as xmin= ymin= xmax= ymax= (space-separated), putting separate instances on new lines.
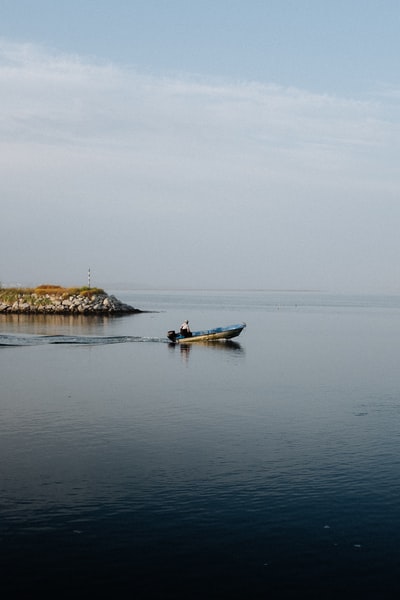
xmin=0 ymin=285 xmax=106 ymax=304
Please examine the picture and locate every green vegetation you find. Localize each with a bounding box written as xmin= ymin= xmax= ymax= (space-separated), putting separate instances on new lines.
xmin=34 ymin=285 xmax=105 ymax=297
xmin=0 ymin=285 xmax=106 ymax=304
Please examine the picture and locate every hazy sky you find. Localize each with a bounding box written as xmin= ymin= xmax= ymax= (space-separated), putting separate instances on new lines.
xmin=1 ymin=0 xmax=400 ymax=291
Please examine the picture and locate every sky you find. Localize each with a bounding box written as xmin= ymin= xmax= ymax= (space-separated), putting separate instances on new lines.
xmin=1 ymin=0 xmax=400 ymax=292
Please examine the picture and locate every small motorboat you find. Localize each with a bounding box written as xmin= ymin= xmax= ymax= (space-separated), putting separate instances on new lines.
xmin=167 ymin=322 xmax=246 ymax=344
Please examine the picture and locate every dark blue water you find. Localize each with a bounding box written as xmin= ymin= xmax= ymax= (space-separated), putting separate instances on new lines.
xmin=1 ymin=291 xmax=400 ymax=597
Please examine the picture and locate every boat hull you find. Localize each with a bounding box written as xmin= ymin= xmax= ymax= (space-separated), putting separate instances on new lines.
xmin=167 ymin=323 xmax=246 ymax=344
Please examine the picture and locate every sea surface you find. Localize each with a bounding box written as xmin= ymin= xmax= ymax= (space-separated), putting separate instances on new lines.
xmin=1 ymin=290 xmax=400 ymax=597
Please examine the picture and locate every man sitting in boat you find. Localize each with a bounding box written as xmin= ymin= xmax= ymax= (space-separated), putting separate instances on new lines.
xmin=180 ymin=320 xmax=192 ymax=337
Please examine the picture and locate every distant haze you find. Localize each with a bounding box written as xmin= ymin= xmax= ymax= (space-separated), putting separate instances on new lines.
xmin=1 ymin=1 xmax=400 ymax=293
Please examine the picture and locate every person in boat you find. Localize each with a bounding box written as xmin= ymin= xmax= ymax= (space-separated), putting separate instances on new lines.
xmin=180 ymin=319 xmax=192 ymax=337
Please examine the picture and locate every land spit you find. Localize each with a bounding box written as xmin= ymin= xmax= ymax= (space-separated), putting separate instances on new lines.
xmin=0 ymin=286 xmax=142 ymax=315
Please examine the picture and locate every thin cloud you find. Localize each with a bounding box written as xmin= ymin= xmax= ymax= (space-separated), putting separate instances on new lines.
xmin=1 ymin=40 xmax=399 ymax=290
xmin=0 ymin=39 xmax=392 ymax=155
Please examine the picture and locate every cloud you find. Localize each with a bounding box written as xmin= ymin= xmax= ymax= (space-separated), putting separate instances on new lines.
xmin=1 ymin=40 xmax=399 ymax=290
xmin=0 ymin=40 xmax=391 ymax=162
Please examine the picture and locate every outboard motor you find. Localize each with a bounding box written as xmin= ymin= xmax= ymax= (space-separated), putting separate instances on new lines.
xmin=167 ymin=330 xmax=177 ymax=342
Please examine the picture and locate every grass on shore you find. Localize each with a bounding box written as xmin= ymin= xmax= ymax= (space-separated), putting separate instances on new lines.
xmin=0 ymin=285 xmax=106 ymax=304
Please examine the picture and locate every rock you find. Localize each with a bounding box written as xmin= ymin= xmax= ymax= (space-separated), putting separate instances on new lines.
xmin=0 ymin=291 xmax=142 ymax=315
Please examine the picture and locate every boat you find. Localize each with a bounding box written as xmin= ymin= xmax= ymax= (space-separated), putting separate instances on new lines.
xmin=167 ymin=322 xmax=246 ymax=344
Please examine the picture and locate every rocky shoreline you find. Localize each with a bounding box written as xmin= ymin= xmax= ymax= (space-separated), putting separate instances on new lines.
xmin=0 ymin=290 xmax=142 ymax=315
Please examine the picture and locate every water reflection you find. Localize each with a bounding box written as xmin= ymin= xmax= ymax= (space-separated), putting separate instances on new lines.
xmin=0 ymin=313 xmax=134 ymax=336
xmin=168 ymin=340 xmax=244 ymax=363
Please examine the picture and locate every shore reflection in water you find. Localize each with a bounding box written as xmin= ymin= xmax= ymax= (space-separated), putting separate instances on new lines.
xmin=0 ymin=312 xmax=140 ymax=337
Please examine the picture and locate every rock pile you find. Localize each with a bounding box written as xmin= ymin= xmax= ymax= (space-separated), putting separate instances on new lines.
xmin=0 ymin=292 xmax=141 ymax=315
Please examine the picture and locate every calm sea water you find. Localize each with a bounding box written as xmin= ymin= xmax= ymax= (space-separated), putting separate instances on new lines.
xmin=1 ymin=290 xmax=400 ymax=597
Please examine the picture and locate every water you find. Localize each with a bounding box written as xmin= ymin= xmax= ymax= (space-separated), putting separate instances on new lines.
xmin=1 ymin=290 xmax=400 ymax=597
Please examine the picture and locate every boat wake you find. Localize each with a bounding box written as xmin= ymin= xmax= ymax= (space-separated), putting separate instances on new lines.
xmin=0 ymin=334 xmax=167 ymax=347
